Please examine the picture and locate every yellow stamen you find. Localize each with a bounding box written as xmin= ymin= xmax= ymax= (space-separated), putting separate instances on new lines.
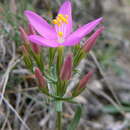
xmin=52 ymin=14 xmax=68 ymax=27
xmin=58 ymin=32 xmax=63 ymax=37
xmin=52 ymin=19 xmax=61 ymax=26
xmin=56 ymin=17 xmax=62 ymax=23
xmin=58 ymin=14 xmax=68 ymax=24
xmin=52 ymin=19 xmax=58 ymax=24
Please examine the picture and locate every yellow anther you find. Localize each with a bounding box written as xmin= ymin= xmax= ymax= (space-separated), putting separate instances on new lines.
xmin=52 ymin=19 xmax=61 ymax=26
xmin=52 ymin=14 xmax=68 ymax=26
xmin=58 ymin=14 xmax=68 ymax=24
xmin=58 ymin=32 xmax=63 ymax=37
xmin=52 ymin=19 xmax=58 ymax=24
xmin=58 ymin=14 xmax=64 ymax=17
xmin=56 ymin=17 xmax=62 ymax=23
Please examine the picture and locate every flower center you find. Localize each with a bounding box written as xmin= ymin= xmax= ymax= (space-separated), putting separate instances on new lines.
xmin=52 ymin=14 xmax=68 ymax=43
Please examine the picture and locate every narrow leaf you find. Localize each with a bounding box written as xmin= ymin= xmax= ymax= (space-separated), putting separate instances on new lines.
xmin=67 ymin=105 xmax=82 ymax=130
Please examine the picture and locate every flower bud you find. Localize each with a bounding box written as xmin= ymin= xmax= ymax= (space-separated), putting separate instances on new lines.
xmin=72 ymin=71 xmax=93 ymax=97
xmin=28 ymin=24 xmax=41 ymax=54
xmin=60 ymin=53 xmax=73 ymax=80
xmin=78 ymin=71 xmax=93 ymax=90
xmin=35 ymin=67 xmax=46 ymax=90
xmin=83 ymin=26 xmax=104 ymax=52
xmin=19 ymin=26 xmax=29 ymax=44
xmin=28 ymin=24 xmax=36 ymax=35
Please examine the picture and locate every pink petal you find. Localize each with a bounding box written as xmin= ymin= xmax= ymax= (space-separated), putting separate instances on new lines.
xmin=63 ymin=17 xmax=103 ymax=46
xmin=29 ymin=35 xmax=59 ymax=48
xmin=24 ymin=10 xmax=57 ymax=40
xmin=58 ymin=1 xmax=72 ymax=37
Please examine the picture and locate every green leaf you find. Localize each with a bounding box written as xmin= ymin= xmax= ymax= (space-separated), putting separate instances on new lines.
xmin=67 ymin=105 xmax=82 ymax=130
xmin=102 ymin=105 xmax=130 ymax=114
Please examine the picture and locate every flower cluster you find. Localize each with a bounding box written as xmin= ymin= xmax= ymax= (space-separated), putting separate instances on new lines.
xmin=20 ymin=1 xmax=104 ymax=111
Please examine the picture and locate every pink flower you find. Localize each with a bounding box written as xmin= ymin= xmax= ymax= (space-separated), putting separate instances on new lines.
xmin=24 ymin=1 xmax=103 ymax=48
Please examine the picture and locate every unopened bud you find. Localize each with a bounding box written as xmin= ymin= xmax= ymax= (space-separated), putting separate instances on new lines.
xmin=28 ymin=24 xmax=41 ymax=54
xmin=19 ymin=26 xmax=29 ymax=44
xmin=60 ymin=53 xmax=73 ymax=80
xmin=28 ymin=24 xmax=36 ymax=35
xmin=83 ymin=26 xmax=104 ymax=52
xmin=78 ymin=71 xmax=93 ymax=90
xmin=35 ymin=67 xmax=46 ymax=89
xmin=72 ymin=71 xmax=93 ymax=97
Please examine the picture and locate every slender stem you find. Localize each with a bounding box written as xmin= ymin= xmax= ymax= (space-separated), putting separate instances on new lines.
xmin=56 ymin=112 xmax=62 ymax=130
xmin=55 ymin=101 xmax=62 ymax=130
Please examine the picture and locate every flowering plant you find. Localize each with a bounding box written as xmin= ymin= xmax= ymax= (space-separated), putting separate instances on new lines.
xmin=20 ymin=1 xmax=104 ymax=130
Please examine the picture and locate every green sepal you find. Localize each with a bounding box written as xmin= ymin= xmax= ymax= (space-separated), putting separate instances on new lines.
xmin=57 ymin=80 xmax=67 ymax=97
xmin=23 ymin=55 xmax=33 ymax=72
xmin=73 ymin=49 xmax=86 ymax=68
xmin=47 ymin=65 xmax=58 ymax=82
xmin=31 ymin=50 xmax=44 ymax=73
xmin=45 ymin=74 xmax=57 ymax=83
xmin=61 ymin=80 xmax=68 ymax=96
xmin=49 ymin=48 xmax=57 ymax=67
xmin=71 ymin=84 xmax=86 ymax=98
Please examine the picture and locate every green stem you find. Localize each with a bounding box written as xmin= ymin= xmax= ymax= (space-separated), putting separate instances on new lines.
xmin=56 ymin=112 xmax=62 ymax=130
xmin=55 ymin=101 xmax=62 ymax=130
